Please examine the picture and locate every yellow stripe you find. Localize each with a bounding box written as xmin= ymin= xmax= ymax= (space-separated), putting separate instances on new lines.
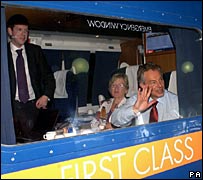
xmin=2 ymin=131 xmax=202 ymax=179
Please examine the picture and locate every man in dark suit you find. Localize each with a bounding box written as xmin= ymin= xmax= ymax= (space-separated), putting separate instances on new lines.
xmin=7 ymin=14 xmax=56 ymax=143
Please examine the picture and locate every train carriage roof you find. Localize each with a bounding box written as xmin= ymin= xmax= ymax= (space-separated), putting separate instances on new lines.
xmin=1 ymin=1 xmax=202 ymax=30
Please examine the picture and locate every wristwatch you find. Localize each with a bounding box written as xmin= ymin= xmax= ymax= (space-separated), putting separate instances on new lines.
xmin=133 ymin=108 xmax=141 ymax=116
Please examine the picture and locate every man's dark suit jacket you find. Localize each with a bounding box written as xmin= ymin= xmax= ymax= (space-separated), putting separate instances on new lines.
xmin=7 ymin=42 xmax=56 ymax=104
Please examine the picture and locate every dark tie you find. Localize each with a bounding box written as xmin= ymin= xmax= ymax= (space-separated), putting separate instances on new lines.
xmin=149 ymin=101 xmax=158 ymax=123
xmin=16 ymin=49 xmax=29 ymax=103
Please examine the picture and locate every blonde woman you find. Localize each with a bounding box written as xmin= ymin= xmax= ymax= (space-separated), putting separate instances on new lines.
xmin=97 ymin=73 xmax=129 ymax=129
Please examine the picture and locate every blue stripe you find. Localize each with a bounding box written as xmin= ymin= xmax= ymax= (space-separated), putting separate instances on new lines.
xmin=1 ymin=1 xmax=202 ymax=29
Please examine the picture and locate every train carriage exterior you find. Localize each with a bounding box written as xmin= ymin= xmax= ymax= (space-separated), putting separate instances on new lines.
xmin=1 ymin=1 xmax=202 ymax=179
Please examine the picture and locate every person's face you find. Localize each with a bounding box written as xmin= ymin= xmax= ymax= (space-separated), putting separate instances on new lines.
xmin=142 ymin=69 xmax=165 ymax=99
xmin=7 ymin=24 xmax=29 ymax=48
xmin=109 ymin=78 xmax=128 ymax=99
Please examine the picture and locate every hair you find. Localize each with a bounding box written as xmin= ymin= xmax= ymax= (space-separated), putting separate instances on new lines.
xmin=7 ymin=14 xmax=29 ymax=29
xmin=137 ymin=62 xmax=163 ymax=85
xmin=109 ymin=73 xmax=129 ymax=90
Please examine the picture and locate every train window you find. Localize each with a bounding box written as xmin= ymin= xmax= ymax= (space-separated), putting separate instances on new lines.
xmin=1 ymin=5 xmax=202 ymax=145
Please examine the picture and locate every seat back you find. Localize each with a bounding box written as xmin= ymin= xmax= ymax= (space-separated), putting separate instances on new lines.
xmin=168 ymin=70 xmax=177 ymax=94
xmin=52 ymin=71 xmax=77 ymax=122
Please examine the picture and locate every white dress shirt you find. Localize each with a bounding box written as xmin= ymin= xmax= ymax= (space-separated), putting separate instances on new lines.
xmin=10 ymin=43 xmax=35 ymax=101
xmin=111 ymin=90 xmax=180 ymax=127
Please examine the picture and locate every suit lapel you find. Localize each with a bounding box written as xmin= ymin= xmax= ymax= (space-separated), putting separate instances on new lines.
xmin=24 ymin=44 xmax=36 ymax=80
xmin=7 ymin=44 xmax=16 ymax=98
